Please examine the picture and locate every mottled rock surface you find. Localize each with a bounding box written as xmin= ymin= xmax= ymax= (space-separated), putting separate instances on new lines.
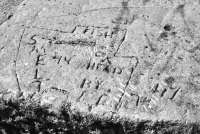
xmin=1 ymin=0 xmax=200 ymax=125
xmin=0 ymin=0 xmax=23 ymax=25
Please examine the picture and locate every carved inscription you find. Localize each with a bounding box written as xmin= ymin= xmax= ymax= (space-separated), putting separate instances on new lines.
xmin=26 ymin=35 xmax=37 ymax=52
xmin=52 ymin=53 xmax=62 ymax=64
xmin=21 ymin=25 xmax=144 ymax=113
xmin=5 ymin=0 xmax=200 ymax=123
xmin=95 ymin=51 xmax=106 ymax=57
xmin=73 ymin=25 xmax=126 ymax=41
xmin=36 ymin=54 xmax=46 ymax=66
xmin=24 ymin=28 xmax=128 ymax=81
xmin=85 ymin=58 xmax=123 ymax=75
xmin=79 ymin=77 xmax=104 ymax=90
xmin=80 ymin=78 xmax=92 ymax=89
xmin=54 ymin=39 xmax=96 ymax=47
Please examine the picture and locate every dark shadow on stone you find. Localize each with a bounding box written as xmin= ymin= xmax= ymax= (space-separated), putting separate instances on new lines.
xmin=112 ymin=0 xmax=130 ymax=34
xmin=0 ymin=93 xmax=200 ymax=134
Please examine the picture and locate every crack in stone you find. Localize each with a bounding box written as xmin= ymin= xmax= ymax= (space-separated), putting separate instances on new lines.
xmin=116 ymin=57 xmax=139 ymax=110
xmin=13 ymin=28 xmax=26 ymax=93
xmin=81 ymin=5 xmax=167 ymax=15
xmin=44 ymin=14 xmax=79 ymax=19
xmin=14 ymin=28 xmax=25 ymax=63
xmin=13 ymin=69 xmax=21 ymax=93
xmin=114 ymin=30 xmax=127 ymax=57
xmin=107 ymin=0 xmax=130 ymax=58
xmin=115 ymin=55 xmax=136 ymax=58
xmin=0 ymin=46 xmax=5 ymax=52
xmin=26 ymin=26 xmax=76 ymax=34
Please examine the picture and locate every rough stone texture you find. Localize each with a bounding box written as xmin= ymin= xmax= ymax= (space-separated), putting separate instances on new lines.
xmin=0 ymin=0 xmax=23 ymax=25
xmin=1 ymin=0 xmax=200 ymax=125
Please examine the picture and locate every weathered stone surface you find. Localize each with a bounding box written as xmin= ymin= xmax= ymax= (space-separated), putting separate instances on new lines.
xmin=0 ymin=0 xmax=24 ymax=26
xmin=1 ymin=0 xmax=200 ymax=124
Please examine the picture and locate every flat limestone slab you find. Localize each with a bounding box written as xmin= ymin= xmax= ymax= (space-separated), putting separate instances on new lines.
xmin=1 ymin=0 xmax=200 ymax=123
